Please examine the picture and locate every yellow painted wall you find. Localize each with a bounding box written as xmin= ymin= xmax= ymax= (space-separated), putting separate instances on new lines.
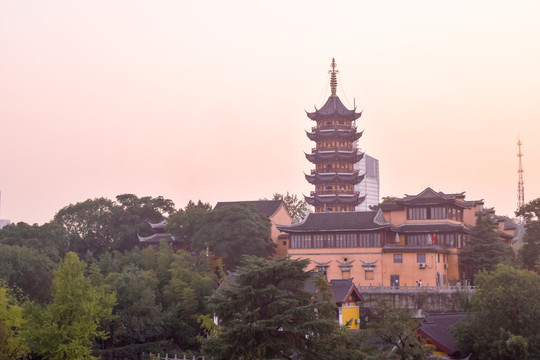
xmin=382 ymin=252 xmax=448 ymax=287
xmin=288 ymin=248 xmax=384 ymax=285
xmin=341 ymin=306 xmax=360 ymax=329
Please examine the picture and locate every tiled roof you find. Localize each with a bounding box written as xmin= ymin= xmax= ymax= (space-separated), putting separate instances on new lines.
xmin=329 ymin=278 xmax=364 ymax=303
xmin=417 ymin=313 xmax=469 ymax=355
xmin=395 ymin=222 xmax=469 ymax=233
xmin=395 ymin=188 xmax=482 ymax=208
xmin=277 ymin=210 xmax=390 ymax=233
xmin=380 ymin=203 xmax=403 ymax=211
xmin=214 ymin=200 xmax=285 ymax=217
xmin=138 ymin=233 xmax=175 ymax=244
xmin=306 ymin=96 xmax=362 ymax=120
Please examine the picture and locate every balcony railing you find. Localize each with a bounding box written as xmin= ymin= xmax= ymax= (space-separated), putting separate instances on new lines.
xmin=311 ymin=146 xmax=359 ymax=152
xmin=312 ymin=124 xmax=354 ymax=131
xmin=311 ymin=190 xmax=359 ymax=196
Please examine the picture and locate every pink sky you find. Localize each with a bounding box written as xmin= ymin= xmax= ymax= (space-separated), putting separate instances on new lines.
xmin=1 ymin=1 xmax=539 ymax=224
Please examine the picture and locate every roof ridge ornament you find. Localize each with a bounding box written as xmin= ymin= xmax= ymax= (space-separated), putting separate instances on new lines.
xmin=329 ymin=58 xmax=339 ymax=97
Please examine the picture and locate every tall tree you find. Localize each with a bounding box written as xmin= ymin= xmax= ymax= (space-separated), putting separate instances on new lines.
xmin=0 ymin=282 xmax=28 ymax=360
xmin=22 ymin=252 xmax=116 ymax=360
xmin=202 ymin=256 xmax=338 ymax=360
xmin=367 ymin=301 xmax=431 ymax=360
xmin=452 ymin=264 xmax=540 ymax=359
xmin=54 ymin=198 xmax=117 ymax=256
xmin=459 ymin=213 xmax=513 ymax=281
xmin=516 ymin=198 xmax=540 ymax=270
xmin=166 ymin=200 xmax=212 ymax=250
xmin=192 ymin=204 xmax=275 ymax=269
xmin=271 ymin=192 xmax=309 ymax=223
xmin=0 ymin=244 xmax=55 ymax=303
xmin=0 ymin=221 xmax=69 ymax=263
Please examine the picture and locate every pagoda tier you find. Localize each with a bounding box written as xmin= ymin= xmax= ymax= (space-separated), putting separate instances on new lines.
xmin=306 ymin=128 xmax=363 ymax=141
xmin=304 ymin=193 xmax=366 ymax=206
xmin=306 ymin=150 xmax=364 ymax=163
xmin=305 ymin=171 xmax=365 ymax=185
xmin=306 ymin=96 xmax=362 ymax=121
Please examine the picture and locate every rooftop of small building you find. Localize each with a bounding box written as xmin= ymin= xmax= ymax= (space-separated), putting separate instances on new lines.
xmin=277 ymin=209 xmax=390 ymax=233
xmin=329 ymin=278 xmax=364 ymax=303
xmin=417 ymin=312 xmax=469 ymax=356
xmin=214 ymin=200 xmax=287 ymax=218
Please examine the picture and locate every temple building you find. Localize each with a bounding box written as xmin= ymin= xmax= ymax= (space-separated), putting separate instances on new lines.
xmin=305 ymin=59 xmax=365 ymax=212
xmin=279 ymin=187 xmax=515 ymax=287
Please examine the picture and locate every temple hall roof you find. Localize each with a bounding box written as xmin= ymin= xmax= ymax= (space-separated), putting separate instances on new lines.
xmin=394 ymin=187 xmax=483 ymax=208
xmin=214 ymin=200 xmax=286 ymax=218
xmin=277 ymin=210 xmax=390 ymax=233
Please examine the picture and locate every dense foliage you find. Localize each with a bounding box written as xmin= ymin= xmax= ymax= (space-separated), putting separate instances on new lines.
xmin=192 ymin=204 xmax=275 ymax=269
xmin=459 ymin=213 xmax=513 ymax=282
xmin=22 ymin=252 xmax=115 ymax=360
xmin=202 ymin=256 xmax=340 ymax=360
xmin=516 ymin=198 xmax=540 ymax=270
xmin=453 ymin=265 xmax=540 ymax=359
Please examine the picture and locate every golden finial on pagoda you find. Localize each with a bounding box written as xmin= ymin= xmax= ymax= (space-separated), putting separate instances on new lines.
xmin=329 ymin=58 xmax=339 ymax=97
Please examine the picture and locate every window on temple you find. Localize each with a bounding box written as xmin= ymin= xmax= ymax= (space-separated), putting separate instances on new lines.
xmin=417 ymin=253 xmax=426 ymax=263
xmin=314 ymin=234 xmax=334 ymax=248
xmin=336 ymin=233 xmax=357 ymax=248
xmin=407 ymin=207 xmax=449 ymax=220
xmin=365 ymin=270 xmax=374 ymax=280
xmin=290 ymin=234 xmax=311 ymax=249
xmin=358 ymin=232 xmax=381 ymax=247
xmin=394 ymin=254 xmax=403 ymax=263
xmin=431 ymin=207 xmax=447 ymax=219
xmin=408 ymin=207 xmax=427 ymax=220
xmin=407 ymin=234 xmax=431 ymax=246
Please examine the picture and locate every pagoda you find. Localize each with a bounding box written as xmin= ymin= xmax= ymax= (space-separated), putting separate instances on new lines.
xmin=305 ymin=59 xmax=365 ymax=212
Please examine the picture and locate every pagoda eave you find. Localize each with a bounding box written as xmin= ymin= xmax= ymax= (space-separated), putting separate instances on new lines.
xmin=306 ymin=151 xmax=364 ymax=163
xmin=304 ymin=193 xmax=366 ymax=206
xmin=305 ymin=172 xmax=365 ymax=184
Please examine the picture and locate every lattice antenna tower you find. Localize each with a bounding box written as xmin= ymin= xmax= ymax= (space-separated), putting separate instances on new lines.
xmin=517 ymin=138 xmax=525 ymax=213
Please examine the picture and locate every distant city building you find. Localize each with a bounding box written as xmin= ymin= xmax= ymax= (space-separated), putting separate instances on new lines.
xmin=304 ymin=59 xmax=365 ymax=212
xmin=354 ymin=154 xmax=380 ymax=211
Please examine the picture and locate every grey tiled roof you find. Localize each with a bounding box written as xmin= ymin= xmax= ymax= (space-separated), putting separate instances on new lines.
xmin=306 ymin=96 xmax=362 ymax=120
xmin=214 ymin=200 xmax=285 ymax=217
xmin=395 ymin=222 xmax=469 ymax=233
xmin=277 ymin=210 xmax=390 ymax=233
xmin=329 ymin=278 xmax=363 ymax=303
xmin=417 ymin=313 xmax=468 ymax=355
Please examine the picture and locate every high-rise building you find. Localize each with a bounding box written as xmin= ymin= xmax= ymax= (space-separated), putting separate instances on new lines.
xmin=354 ymin=154 xmax=380 ymax=211
xmin=304 ymin=59 xmax=365 ymax=212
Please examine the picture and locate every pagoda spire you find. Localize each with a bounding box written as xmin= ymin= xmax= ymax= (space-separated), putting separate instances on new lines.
xmin=329 ymin=58 xmax=339 ymax=97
